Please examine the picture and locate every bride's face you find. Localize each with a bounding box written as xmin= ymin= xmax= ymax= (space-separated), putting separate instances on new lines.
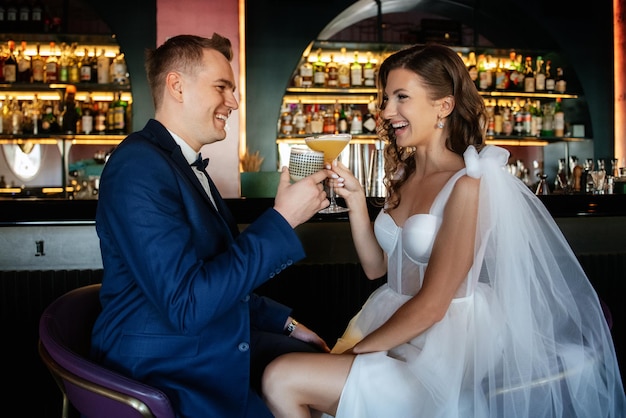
xmin=381 ymin=68 xmax=442 ymax=149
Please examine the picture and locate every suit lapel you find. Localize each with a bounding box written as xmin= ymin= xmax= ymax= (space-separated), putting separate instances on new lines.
xmin=140 ymin=119 xmax=239 ymax=239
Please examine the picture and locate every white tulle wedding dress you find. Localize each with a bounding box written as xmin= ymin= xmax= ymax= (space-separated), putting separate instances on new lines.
xmin=324 ymin=145 xmax=625 ymax=418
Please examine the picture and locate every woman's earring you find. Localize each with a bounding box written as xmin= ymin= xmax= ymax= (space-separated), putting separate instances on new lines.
xmin=437 ymin=117 xmax=445 ymax=129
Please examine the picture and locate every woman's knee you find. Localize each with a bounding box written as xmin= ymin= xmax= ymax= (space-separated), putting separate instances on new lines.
xmin=262 ymin=353 xmax=296 ymax=398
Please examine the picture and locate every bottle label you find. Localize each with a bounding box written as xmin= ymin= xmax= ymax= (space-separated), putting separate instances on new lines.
xmin=4 ymin=65 xmax=16 ymax=83
xmin=82 ymin=115 xmax=94 ymax=134
xmin=314 ymin=71 xmax=325 ymax=86
xmin=95 ymin=114 xmax=106 ymax=132
xmin=363 ymin=115 xmax=376 ymax=133
xmin=32 ymin=61 xmax=44 ymax=81
xmin=535 ymin=74 xmax=546 ymax=91
xmin=300 ymin=66 xmax=312 ymax=87
xmin=45 ymin=63 xmax=57 ymax=82
xmin=113 ymin=108 xmax=126 ymax=130
xmin=351 ymin=69 xmax=362 ymax=86
xmin=80 ymin=66 xmax=92 ymax=82
xmin=524 ymin=76 xmax=535 ymax=92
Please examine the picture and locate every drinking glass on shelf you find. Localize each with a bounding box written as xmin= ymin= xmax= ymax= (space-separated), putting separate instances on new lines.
xmin=288 ymin=146 xmax=325 ymax=182
xmin=589 ymin=170 xmax=606 ymax=194
xmin=305 ymin=133 xmax=351 ymax=214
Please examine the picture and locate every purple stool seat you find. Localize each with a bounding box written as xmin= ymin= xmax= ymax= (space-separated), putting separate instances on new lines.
xmin=38 ymin=284 xmax=176 ymax=418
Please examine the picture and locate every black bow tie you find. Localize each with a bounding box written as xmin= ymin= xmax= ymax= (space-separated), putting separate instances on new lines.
xmin=191 ymin=153 xmax=209 ymax=171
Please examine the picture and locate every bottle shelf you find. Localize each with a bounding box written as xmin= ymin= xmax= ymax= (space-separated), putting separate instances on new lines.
xmin=0 ymin=135 xmax=125 ymax=144
xmin=277 ymin=134 xmax=588 ymax=147
xmin=285 ymin=87 xmax=577 ymax=100
xmin=0 ymin=82 xmax=131 ymax=92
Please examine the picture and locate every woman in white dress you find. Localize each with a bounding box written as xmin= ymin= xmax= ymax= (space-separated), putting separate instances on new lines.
xmin=262 ymin=43 xmax=625 ymax=418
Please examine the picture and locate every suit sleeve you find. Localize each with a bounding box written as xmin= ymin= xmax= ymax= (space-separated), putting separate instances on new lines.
xmin=96 ymin=138 xmax=306 ymax=335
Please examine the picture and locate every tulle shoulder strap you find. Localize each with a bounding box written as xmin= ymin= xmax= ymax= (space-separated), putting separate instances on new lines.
xmin=463 ymin=144 xmax=509 ymax=179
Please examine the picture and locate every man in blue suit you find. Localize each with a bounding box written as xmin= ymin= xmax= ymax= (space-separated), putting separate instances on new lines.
xmin=91 ymin=33 xmax=331 ymax=417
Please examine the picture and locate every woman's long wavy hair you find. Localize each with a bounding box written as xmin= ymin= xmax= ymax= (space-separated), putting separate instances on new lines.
xmin=376 ymin=43 xmax=487 ymax=210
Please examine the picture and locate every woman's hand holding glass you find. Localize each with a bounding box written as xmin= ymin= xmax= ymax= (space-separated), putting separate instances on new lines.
xmin=305 ymin=134 xmax=351 ymax=214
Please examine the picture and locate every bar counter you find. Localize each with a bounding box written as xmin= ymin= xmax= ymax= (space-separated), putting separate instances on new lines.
xmin=2 ymin=195 xmax=626 ymax=267
xmin=2 ymin=194 xmax=626 ymax=224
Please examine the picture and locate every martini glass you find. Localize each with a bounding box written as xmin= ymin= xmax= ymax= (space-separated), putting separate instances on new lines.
xmin=305 ymin=133 xmax=351 ymax=214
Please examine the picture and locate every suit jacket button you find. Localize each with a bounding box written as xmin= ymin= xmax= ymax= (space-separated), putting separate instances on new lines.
xmin=238 ymin=342 xmax=250 ymax=352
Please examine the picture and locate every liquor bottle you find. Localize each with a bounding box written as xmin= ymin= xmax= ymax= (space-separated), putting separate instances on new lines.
xmin=502 ymin=102 xmax=513 ymax=136
xmin=534 ymin=56 xmax=546 ymax=92
xmin=486 ymin=101 xmax=495 ymax=136
xmin=40 ymin=100 xmax=59 ymax=133
xmin=322 ymin=105 xmax=336 ymax=134
xmin=61 ymin=86 xmax=79 ymax=134
xmin=293 ymin=101 xmax=306 ymax=135
xmin=478 ymin=54 xmax=493 ymax=91
xmin=312 ymin=49 xmax=326 ymax=87
xmin=310 ymin=105 xmax=323 ymax=134
xmin=79 ymin=48 xmax=93 ymax=83
xmin=350 ymin=51 xmax=362 ymax=87
xmin=94 ymin=102 xmax=107 ymax=134
xmin=3 ymin=40 xmax=17 ymax=83
xmin=68 ymin=43 xmax=80 ymax=84
xmin=362 ymin=100 xmax=377 ymax=134
xmin=493 ymin=103 xmax=503 ymax=135
xmin=29 ymin=94 xmax=41 ymax=135
xmin=106 ymin=99 xmax=115 ymax=132
xmin=544 ymin=60 xmax=555 ymax=92
xmin=553 ymin=98 xmax=565 ymax=137
xmin=9 ymin=97 xmax=23 ymax=134
xmin=540 ymin=102 xmax=554 ymax=137
xmin=16 ymin=41 xmax=31 ymax=83
xmin=337 ymin=48 xmax=350 ymax=88
xmin=530 ymin=100 xmax=543 ymax=137
xmin=337 ymin=105 xmax=348 ymax=134
xmin=111 ymin=49 xmax=128 ymax=85
xmin=0 ymin=97 xmax=10 ymax=134
xmin=81 ymin=93 xmax=94 ymax=134
xmin=535 ymin=56 xmax=546 ymax=92
xmin=325 ymin=54 xmax=338 ymax=88
xmin=97 ymin=49 xmax=110 ymax=84
xmin=511 ymin=54 xmax=525 ymax=90
xmin=45 ymin=42 xmax=58 ymax=83
xmin=57 ymin=42 xmax=69 ymax=83
xmin=363 ymin=52 xmax=376 ymax=87
xmin=31 ymin=43 xmax=44 ymax=83
xmin=111 ymin=91 xmax=128 ymax=133
xmin=555 ymin=67 xmax=567 ymax=93
xmin=494 ymin=59 xmax=506 ymax=90
xmin=523 ymin=56 xmax=535 ymax=93
xmin=299 ymin=54 xmax=313 ymax=88
xmin=279 ymin=101 xmax=293 ymax=135
xmin=90 ymin=48 xmax=98 ymax=83
xmin=350 ymin=107 xmax=362 ymax=134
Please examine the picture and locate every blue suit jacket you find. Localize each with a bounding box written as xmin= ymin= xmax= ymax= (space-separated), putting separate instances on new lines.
xmin=91 ymin=119 xmax=305 ymax=417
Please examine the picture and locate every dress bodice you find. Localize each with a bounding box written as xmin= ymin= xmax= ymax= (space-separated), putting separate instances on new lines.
xmin=374 ymin=169 xmax=467 ymax=297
